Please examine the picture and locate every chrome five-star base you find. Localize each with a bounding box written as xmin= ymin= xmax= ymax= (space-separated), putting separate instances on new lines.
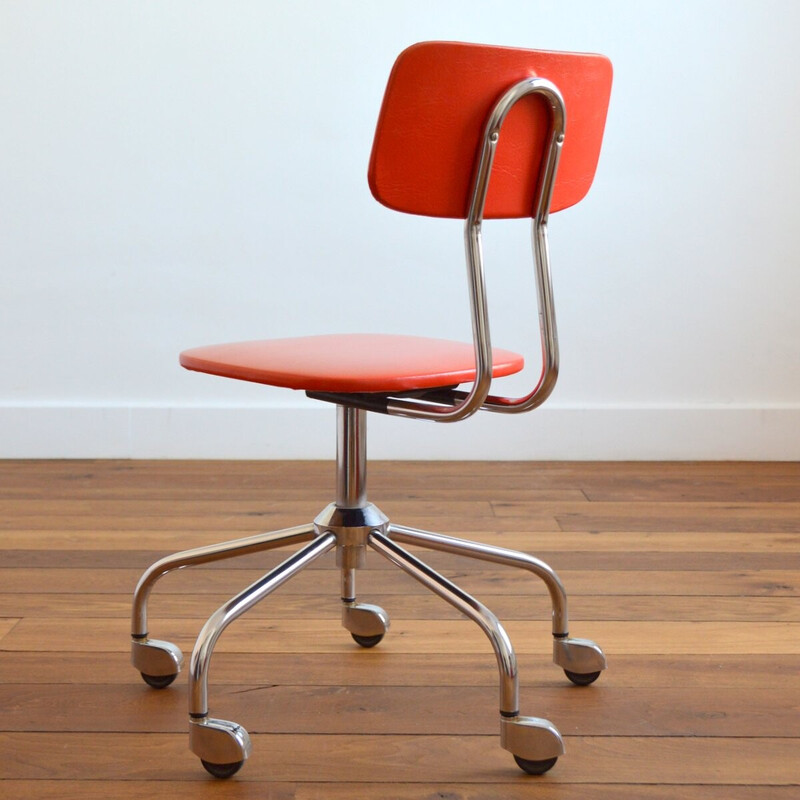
xmin=130 ymin=406 xmax=606 ymax=778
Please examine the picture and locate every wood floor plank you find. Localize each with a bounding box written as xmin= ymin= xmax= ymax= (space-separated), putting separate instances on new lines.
xmin=2 ymin=682 xmax=797 ymax=737
xmin=2 ymin=782 xmax=798 ymax=800
xmin=1 ymin=459 xmax=798 ymax=796
xmin=0 ymin=497 xmax=502 ymax=519
xmin=0 ymin=511 xmax=562 ymax=534
xmin=3 ymin=652 xmax=798 ymax=689
xmin=5 ymin=547 xmax=800 ymax=572
xmin=0 ymin=781 xmax=297 ymax=800
xmin=0 ymin=619 xmax=19 ymax=642
xmin=296 ymin=786 xmax=800 ymax=800
xmin=5 ymin=527 xmax=799 ymax=552
xmin=2 ymin=732 xmax=799 ymax=784
xmin=7 ymin=497 xmax=800 ymax=534
xmin=4 ymin=592 xmax=800 ymax=622
xmin=495 ymin=500 xmax=800 ymax=532
xmin=0 ymin=483 xmax=590 ymax=503
xmin=2 ymin=567 xmax=797 ymax=596
xmin=4 ymin=617 xmax=800 ymax=655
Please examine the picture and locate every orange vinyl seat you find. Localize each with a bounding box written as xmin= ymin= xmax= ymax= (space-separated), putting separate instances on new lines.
xmin=132 ymin=41 xmax=613 ymax=782
xmin=180 ymin=333 xmax=524 ymax=394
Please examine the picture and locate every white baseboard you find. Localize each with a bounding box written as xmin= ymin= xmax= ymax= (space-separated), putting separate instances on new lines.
xmin=2 ymin=403 xmax=799 ymax=460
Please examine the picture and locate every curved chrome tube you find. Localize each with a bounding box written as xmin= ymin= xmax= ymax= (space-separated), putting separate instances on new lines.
xmin=369 ymin=530 xmax=519 ymax=715
xmin=482 ymin=211 xmax=559 ymax=413
xmin=131 ymin=524 xmax=317 ymax=638
xmin=387 ymin=523 xmax=568 ymax=635
xmin=189 ymin=532 xmax=336 ymax=717
xmin=386 ymin=77 xmax=566 ymax=421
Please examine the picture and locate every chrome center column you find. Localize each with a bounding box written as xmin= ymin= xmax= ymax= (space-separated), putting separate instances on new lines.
xmin=336 ymin=405 xmax=367 ymax=508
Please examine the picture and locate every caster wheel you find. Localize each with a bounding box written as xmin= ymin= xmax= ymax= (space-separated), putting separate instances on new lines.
xmin=564 ymin=669 xmax=601 ymax=686
xmin=351 ymin=632 xmax=384 ymax=648
xmin=514 ymin=754 xmax=558 ymax=775
xmin=201 ymin=759 xmax=244 ymax=779
xmin=140 ymin=671 xmax=178 ymax=689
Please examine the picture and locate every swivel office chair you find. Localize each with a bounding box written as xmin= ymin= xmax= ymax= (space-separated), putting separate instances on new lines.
xmin=131 ymin=41 xmax=613 ymax=778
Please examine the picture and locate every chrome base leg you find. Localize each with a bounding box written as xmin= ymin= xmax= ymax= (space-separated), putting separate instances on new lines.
xmin=188 ymin=532 xmax=337 ymax=777
xmin=130 ymin=524 xmax=317 ymax=687
xmin=387 ymin=524 xmax=607 ymax=685
xmin=369 ymin=531 xmax=564 ymax=771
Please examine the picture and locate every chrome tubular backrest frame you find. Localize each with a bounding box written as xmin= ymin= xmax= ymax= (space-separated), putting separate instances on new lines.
xmin=385 ymin=77 xmax=567 ymax=421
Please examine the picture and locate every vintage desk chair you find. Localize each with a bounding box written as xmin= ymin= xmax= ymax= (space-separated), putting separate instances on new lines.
xmin=131 ymin=41 xmax=613 ymax=778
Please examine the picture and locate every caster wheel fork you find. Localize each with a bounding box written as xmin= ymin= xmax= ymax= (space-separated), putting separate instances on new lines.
xmin=131 ymin=637 xmax=184 ymax=689
xmin=501 ymin=714 xmax=565 ymax=775
xmin=553 ymin=636 xmax=606 ymax=685
xmin=189 ymin=716 xmax=252 ymax=778
xmin=342 ymin=601 xmax=389 ymax=648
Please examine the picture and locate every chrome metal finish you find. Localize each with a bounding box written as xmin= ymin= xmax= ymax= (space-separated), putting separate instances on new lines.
xmin=188 ymin=532 xmax=336 ymax=717
xmin=131 ymin=524 xmax=317 ymax=639
xmin=314 ymin=503 xmax=390 ymax=538
xmin=388 ymin=524 xmax=568 ymax=635
xmin=189 ymin=716 xmax=252 ymax=765
xmin=385 ymin=77 xmax=567 ymax=422
xmin=388 ymin=524 xmax=605 ymax=678
xmin=372 ymin=527 xmax=565 ymax=764
xmin=500 ymin=715 xmax=565 ymax=761
xmin=314 ymin=501 xmax=389 ymax=570
xmin=369 ymin=530 xmax=519 ymax=714
xmin=337 ymin=406 xmax=367 ymax=508
xmin=339 ymin=545 xmax=365 ymax=570
xmin=328 ymin=405 xmax=377 ymax=568
xmin=131 ymin=637 xmax=184 ymax=678
xmin=342 ymin=566 xmax=356 ymax=601
xmin=553 ymin=636 xmax=607 ymax=675
xmin=340 ymin=565 xmax=389 ymax=636
xmin=342 ymin=602 xmax=390 ymax=637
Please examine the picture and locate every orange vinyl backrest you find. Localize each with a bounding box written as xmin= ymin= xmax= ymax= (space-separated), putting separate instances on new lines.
xmin=368 ymin=41 xmax=613 ymax=219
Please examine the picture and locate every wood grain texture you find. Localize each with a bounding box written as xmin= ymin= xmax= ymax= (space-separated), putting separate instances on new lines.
xmin=3 ymin=592 xmax=800 ymax=621
xmin=5 ymin=617 xmax=800 ymax=654
xmin=2 ymin=683 xmax=799 ymax=736
xmin=1 ymin=732 xmax=799 ymax=783
xmin=0 ymin=619 xmax=19 ymax=642
xmin=1 ymin=784 xmax=798 ymax=800
xmin=1 ymin=459 xmax=799 ymax=797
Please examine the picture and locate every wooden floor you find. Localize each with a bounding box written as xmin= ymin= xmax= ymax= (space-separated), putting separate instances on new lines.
xmin=1 ymin=459 xmax=799 ymax=799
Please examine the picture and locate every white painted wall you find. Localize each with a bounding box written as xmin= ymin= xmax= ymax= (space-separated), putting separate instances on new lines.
xmin=2 ymin=0 xmax=799 ymax=459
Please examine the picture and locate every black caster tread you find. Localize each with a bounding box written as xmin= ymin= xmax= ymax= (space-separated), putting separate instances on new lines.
xmin=201 ymin=759 xmax=244 ymax=779
xmin=564 ymin=669 xmax=602 ymax=686
xmin=351 ymin=632 xmax=385 ymax=648
xmin=513 ymin=754 xmax=558 ymax=775
xmin=140 ymin=671 xmax=178 ymax=689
